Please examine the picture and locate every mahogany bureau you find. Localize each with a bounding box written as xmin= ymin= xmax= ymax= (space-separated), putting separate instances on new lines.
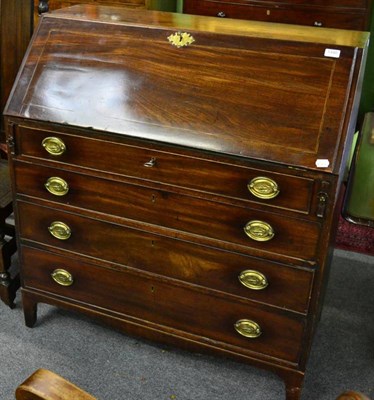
xmin=4 ymin=6 xmax=369 ymax=399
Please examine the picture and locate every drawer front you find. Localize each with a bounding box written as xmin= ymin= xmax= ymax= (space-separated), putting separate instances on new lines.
xmin=18 ymin=203 xmax=313 ymax=313
xmin=15 ymin=125 xmax=315 ymax=214
xmin=16 ymin=184 xmax=321 ymax=262
xmin=184 ymin=1 xmax=367 ymax=30
xmin=21 ymin=246 xmax=305 ymax=363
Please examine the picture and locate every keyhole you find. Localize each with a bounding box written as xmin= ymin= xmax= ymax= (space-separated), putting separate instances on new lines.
xmin=151 ymin=194 xmax=156 ymax=203
xmin=144 ymin=157 xmax=156 ymax=168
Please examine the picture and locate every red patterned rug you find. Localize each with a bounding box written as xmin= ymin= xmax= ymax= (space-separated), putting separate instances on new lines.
xmin=334 ymin=184 xmax=374 ymax=256
xmin=335 ymin=214 xmax=374 ymax=256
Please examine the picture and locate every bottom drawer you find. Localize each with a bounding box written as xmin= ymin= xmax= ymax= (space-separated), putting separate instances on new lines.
xmin=21 ymin=246 xmax=305 ymax=364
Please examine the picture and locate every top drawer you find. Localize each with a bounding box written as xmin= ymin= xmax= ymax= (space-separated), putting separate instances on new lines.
xmin=14 ymin=124 xmax=315 ymax=215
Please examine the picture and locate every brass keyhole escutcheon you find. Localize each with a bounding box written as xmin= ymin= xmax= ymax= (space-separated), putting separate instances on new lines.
xmin=239 ymin=270 xmax=268 ymax=290
xmin=244 ymin=220 xmax=275 ymax=242
xmin=51 ymin=269 xmax=74 ymax=286
xmin=248 ymin=177 xmax=280 ymax=200
xmin=167 ymin=32 xmax=195 ymax=48
xmin=42 ymin=137 xmax=66 ymax=156
xmin=45 ymin=177 xmax=69 ymax=196
xmin=144 ymin=157 xmax=156 ymax=168
xmin=48 ymin=221 xmax=71 ymax=240
xmin=234 ymin=319 xmax=262 ymax=339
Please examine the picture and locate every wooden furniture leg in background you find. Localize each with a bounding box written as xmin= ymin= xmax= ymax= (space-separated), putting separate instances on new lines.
xmin=0 ymin=159 xmax=18 ymax=308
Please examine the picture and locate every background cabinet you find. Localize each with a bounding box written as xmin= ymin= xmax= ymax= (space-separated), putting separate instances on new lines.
xmin=36 ymin=0 xmax=177 ymax=15
xmin=0 ymin=0 xmax=33 ymax=140
xmin=38 ymin=0 xmax=147 ymax=12
xmin=183 ymin=0 xmax=372 ymax=30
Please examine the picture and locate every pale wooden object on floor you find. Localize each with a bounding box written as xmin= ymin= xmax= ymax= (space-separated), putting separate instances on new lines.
xmin=336 ymin=391 xmax=371 ymax=400
xmin=15 ymin=368 xmax=372 ymax=400
xmin=15 ymin=369 xmax=96 ymax=400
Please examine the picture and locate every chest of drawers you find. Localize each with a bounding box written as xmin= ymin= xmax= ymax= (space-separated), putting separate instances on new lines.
xmin=183 ymin=0 xmax=373 ymax=30
xmin=4 ymin=6 xmax=369 ymax=399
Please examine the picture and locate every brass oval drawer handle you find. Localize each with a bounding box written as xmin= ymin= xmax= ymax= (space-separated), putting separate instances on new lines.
xmin=239 ymin=270 xmax=268 ymax=290
xmin=244 ymin=220 xmax=274 ymax=242
xmin=48 ymin=221 xmax=71 ymax=240
xmin=42 ymin=137 xmax=66 ymax=156
xmin=234 ymin=319 xmax=262 ymax=339
xmin=45 ymin=177 xmax=69 ymax=196
xmin=51 ymin=269 xmax=74 ymax=286
xmin=247 ymin=176 xmax=280 ymax=200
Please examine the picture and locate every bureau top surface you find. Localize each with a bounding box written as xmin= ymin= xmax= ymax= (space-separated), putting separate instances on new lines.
xmin=5 ymin=5 xmax=369 ymax=173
